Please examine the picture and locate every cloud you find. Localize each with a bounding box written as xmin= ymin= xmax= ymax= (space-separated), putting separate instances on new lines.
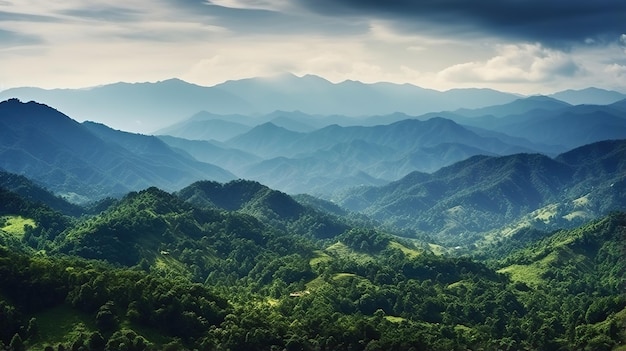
xmin=438 ymin=44 xmax=581 ymax=83
xmin=296 ymin=0 xmax=626 ymax=46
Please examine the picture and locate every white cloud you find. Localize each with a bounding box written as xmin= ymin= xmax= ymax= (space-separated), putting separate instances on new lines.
xmin=438 ymin=43 xmax=580 ymax=84
xmin=207 ymin=0 xmax=294 ymax=11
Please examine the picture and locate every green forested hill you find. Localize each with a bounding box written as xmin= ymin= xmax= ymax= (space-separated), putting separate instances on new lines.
xmin=337 ymin=139 xmax=626 ymax=246
xmin=177 ymin=179 xmax=350 ymax=239
xmin=0 ymin=174 xmax=624 ymax=350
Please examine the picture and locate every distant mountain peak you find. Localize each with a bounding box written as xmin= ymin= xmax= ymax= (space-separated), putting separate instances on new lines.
xmin=549 ymin=87 xmax=626 ymax=105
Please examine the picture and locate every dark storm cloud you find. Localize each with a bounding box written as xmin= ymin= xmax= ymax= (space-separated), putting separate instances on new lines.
xmin=168 ymin=0 xmax=368 ymax=36
xmin=297 ymin=0 xmax=626 ymax=45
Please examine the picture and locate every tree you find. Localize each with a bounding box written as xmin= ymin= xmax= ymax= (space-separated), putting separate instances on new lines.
xmin=9 ymin=333 xmax=24 ymax=351
xmin=88 ymin=332 xmax=106 ymax=351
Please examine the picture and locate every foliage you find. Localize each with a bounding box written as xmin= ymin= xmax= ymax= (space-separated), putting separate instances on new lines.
xmin=0 ymin=172 xmax=624 ymax=350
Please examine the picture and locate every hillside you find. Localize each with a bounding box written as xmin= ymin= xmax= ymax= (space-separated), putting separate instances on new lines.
xmin=336 ymin=140 xmax=626 ymax=246
xmin=0 ymin=178 xmax=623 ymax=350
xmin=0 ymin=99 xmax=235 ymax=201
xmin=176 ymin=179 xmax=350 ymax=239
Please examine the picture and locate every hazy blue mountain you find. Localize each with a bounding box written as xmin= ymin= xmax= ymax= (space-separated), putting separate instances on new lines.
xmin=225 ymin=122 xmax=305 ymax=158
xmin=154 ymin=117 xmax=252 ymax=142
xmin=157 ymin=135 xmax=261 ymax=174
xmin=549 ymin=87 xmax=626 ymax=105
xmin=285 ymin=118 xmax=532 ymax=158
xmin=452 ymin=95 xmax=571 ymax=118
xmin=409 ymin=97 xmax=626 ymax=151
xmin=268 ymin=115 xmax=317 ymax=132
xmin=1 ymin=74 xmax=519 ymax=134
xmin=216 ymin=73 xmax=519 ymax=116
xmin=215 ymin=117 xmax=539 ymax=195
xmin=0 ymin=79 xmax=254 ymax=133
xmin=335 ymin=139 xmax=626 ymax=246
xmin=241 ymin=156 xmax=389 ymax=195
xmin=490 ymin=109 xmax=626 ymax=149
xmin=0 ymin=99 xmax=235 ymax=201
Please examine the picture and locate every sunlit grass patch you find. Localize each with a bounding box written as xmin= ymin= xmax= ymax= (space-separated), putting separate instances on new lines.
xmin=563 ymin=210 xmax=591 ymax=221
xmin=389 ymin=241 xmax=420 ymax=258
xmin=384 ymin=316 xmax=406 ymax=323
xmin=309 ymin=250 xmax=332 ymax=267
xmin=1 ymin=215 xmax=36 ymax=237
xmin=333 ymin=273 xmax=357 ymax=281
xmin=497 ymin=264 xmax=545 ymax=287
xmin=428 ymin=243 xmax=447 ymax=256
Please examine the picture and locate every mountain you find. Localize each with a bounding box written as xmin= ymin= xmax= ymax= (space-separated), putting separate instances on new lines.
xmin=153 ymin=110 xmax=256 ymax=141
xmin=0 ymin=99 xmax=235 ymax=201
xmin=0 ymin=79 xmax=254 ymax=133
xmin=452 ymin=95 xmax=571 ymax=118
xmin=176 ymin=179 xmax=350 ymax=239
xmin=336 ymin=140 xmax=626 ymax=246
xmin=217 ymin=118 xmax=536 ymax=195
xmin=413 ymin=97 xmax=626 ymax=151
xmin=157 ymin=135 xmax=261 ymax=174
xmin=216 ymin=73 xmax=519 ymax=117
xmin=549 ymin=87 xmax=626 ymax=105
xmin=489 ymin=109 xmax=626 ymax=149
xmin=225 ymin=122 xmax=305 ymax=159
xmin=1 ymin=74 xmax=519 ymax=134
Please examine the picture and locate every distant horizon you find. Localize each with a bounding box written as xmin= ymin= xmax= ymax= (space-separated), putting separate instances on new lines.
xmin=2 ymin=72 xmax=626 ymax=96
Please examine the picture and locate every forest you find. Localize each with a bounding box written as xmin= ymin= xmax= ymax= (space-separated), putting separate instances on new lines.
xmin=0 ymin=176 xmax=625 ymax=351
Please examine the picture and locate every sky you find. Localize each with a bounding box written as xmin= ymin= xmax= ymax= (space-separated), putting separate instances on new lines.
xmin=1 ymin=0 xmax=625 ymax=94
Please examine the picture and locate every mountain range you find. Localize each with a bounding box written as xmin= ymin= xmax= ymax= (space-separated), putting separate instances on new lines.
xmin=0 ymin=99 xmax=234 ymax=202
xmin=3 ymin=74 xmax=624 ymax=134
xmin=335 ymin=139 xmax=626 ymax=246
xmin=2 ymin=95 xmax=626 ymax=201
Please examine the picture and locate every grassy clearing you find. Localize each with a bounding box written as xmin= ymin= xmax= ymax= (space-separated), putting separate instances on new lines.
xmin=333 ymin=273 xmax=357 ymax=281
xmin=325 ymin=242 xmax=373 ymax=263
xmin=563 ymin=210 xmax=591 ymax=221
xmin=153 ymin=255 xmax=191 ymax=278
xmin=1 ymin=215 xmax=36 ymax=237
xmin=305 ymin=276 xmax=327 ymax=291
xmin=309 ymin=250 xmax=332 ymax=267
xmin=428 ymin=243 xmax=447 ymax=256
xmin=384 ymin=316 xmax=406 ymax=323
xmin=498 ymin=264 xmax=545 ymax=287
xmin=533 ymin=204 xmax=558 ymax=222
xmin=388 ymin=241 xmax=420 ymax=258
xmin=572 ymin=194 xmax=590 ymax=207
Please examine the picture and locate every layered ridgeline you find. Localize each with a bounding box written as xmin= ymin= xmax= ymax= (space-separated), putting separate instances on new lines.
xmin=0 ymin=172 xmax=624 ymax=350
xmin=3 ymin=97 xmax=625 ymax=198
xmin=160 ymin=118 xmax=536 ymax=195
xmin=336 ymin=139 xmax=626 ymax=246
xmin=0 ymin=74 xmax=521 ymax=133
xmin=0 ymin=99 xmax=235 ymax=202
xmin=157 ymin=96 xmax=626 ymax=195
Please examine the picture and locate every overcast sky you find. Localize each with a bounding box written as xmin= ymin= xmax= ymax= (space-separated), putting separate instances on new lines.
xmin=1 ymin=0 xmax=625 ymax=94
